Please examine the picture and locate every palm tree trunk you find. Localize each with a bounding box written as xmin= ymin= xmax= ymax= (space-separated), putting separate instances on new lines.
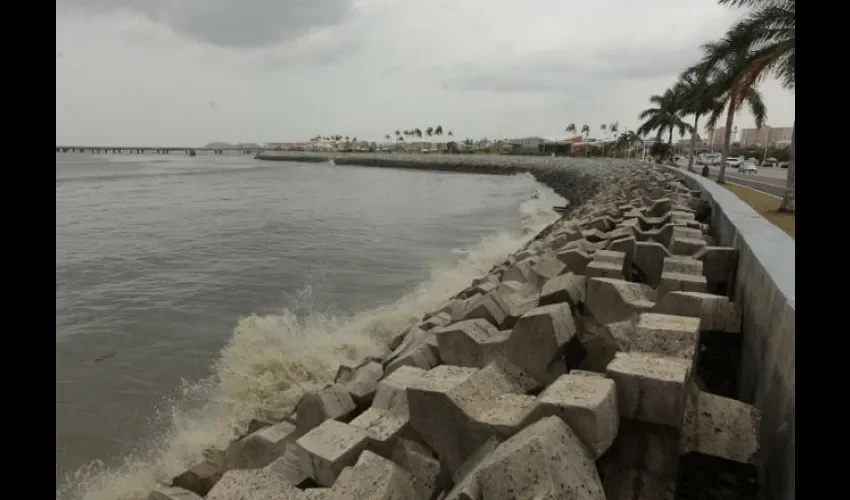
xmin=688 ymin=115 xmax=700 ymax=172
xmin=778 ymin=120 xmax=795 ymax=213
xmin=717 ymin=98 xmax=737 ymax=184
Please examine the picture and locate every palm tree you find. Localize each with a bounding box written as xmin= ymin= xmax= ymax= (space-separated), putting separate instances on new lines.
xmin=676 ymin=65 xmax=723 ymax=172
xmin=425 ymin=126 xmax=434 ymax=149
xmin=565 ymin=123 xmax=577 ymax=137
xmin=636 ymin=87 xmax=693 ymax=162
xmin=385 ymin=134 xmax=391 ymax=141
xmin=616 ymin=131 xmax=641 ymax=158
xmin=713 ymin=0 xmax=794 ymax=206
xmin=434 ymin=125 xmax=443 ymax=150
xmin=697 ymin=42 xmax=767 ymax=183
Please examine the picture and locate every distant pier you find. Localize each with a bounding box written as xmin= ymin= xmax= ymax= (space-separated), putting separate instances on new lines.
xmin=55 ymin=146 xmax=257 ymax=155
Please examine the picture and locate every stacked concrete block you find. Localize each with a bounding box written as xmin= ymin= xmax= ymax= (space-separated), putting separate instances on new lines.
xmin=406 ymin=361 xmax=542 ymax=475
xmin=166 ymin=166 xmax=766 ymax=500
xmin=223 ymin=420 xmax=299 ymax=470
xmin=147 ymin=486 xmax=203 ymax=500
xmin=657 ymin=256 xmax=708 ymax=298
xmin=295 ymin=384 xmax=358 ymax=435
xmin=335 ymin=360 xmax=384 ymax=408
xmin=348 ymin=366 xmax=425 ymax=457
xmin=294 ymin=419 xmax=371 ymax=486
xmin=384 ymin=325 xmax=440 ymax=376
xmin=447 ymin=416 xmax=606 ymax=500
xmin=171 ymin=449 xmax=226 ymax=496
xmin=586 ymin=249 xmax=628 ymax=280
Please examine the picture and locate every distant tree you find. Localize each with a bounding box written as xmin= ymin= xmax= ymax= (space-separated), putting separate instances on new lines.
xmin=385 ymin=134 xmax=391 ymax=140
xmin=565 ymin=123 xmax=577 ymax=136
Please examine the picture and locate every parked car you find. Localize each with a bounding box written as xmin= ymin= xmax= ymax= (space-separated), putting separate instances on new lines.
xmin=739 ymin=160 xmax=759 ymax=174
xmin=762 ymin=157 xmax=778 ymax=167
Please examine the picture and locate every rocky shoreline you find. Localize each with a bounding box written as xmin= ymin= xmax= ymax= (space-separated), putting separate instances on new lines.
xmin=255 ymin=151 xmax=639 ymax=211
xmin=150 ymin=164 xmax=761 ymax=500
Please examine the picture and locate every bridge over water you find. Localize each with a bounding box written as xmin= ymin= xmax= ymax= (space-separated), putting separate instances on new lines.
xmin=55 ymin=146 xmax=259 ymax=155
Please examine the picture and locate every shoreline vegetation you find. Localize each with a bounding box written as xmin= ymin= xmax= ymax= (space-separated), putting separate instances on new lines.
xmin=633 ymin=0 xmax=794 ymax=213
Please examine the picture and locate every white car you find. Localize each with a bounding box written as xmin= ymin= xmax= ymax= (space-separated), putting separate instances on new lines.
xmin=739 ymin=161 xmax=759 ymax=174
xmin=725 ymin=156 xmax=744 ymax=168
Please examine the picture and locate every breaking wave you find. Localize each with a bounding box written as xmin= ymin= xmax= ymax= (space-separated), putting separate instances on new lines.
xmin=56 ymin=175 xmax=564 ymax=500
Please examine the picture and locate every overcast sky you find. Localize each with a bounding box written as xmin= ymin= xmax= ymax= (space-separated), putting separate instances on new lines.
xmin=56 ymin=0 xmax=795 ymax=146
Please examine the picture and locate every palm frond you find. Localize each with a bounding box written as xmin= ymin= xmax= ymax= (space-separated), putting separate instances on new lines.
xmin=744 ymin=87 xmax=768 ymax=128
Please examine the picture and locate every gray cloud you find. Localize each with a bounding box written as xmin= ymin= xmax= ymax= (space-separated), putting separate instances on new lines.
xmin=58 ymin=0 xmax=356 ymax=49
xmin=449 ymin=43 xmax=704 ymax=94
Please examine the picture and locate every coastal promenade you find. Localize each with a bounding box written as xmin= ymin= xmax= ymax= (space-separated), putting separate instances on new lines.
xmin=147 ymin=153 xmax=794 ymax=500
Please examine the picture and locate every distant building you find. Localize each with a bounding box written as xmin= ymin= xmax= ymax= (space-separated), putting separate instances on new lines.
xmin=740 ymin=126 xmax=793 ymax=147
xmin=708 ymin=127 xmax=731 ymax=147
xmin=505 ymin=136 xmax=545 ymax=154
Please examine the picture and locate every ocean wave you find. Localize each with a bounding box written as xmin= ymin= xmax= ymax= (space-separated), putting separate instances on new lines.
xmin=56 ymin=178 xmax=563 ymax=500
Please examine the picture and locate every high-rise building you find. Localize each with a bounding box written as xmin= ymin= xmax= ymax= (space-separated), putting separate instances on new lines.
xmin=708 ymin=127 xmax=731 ymax=147
xmin=740 ymin=126 xmax=793 ymax=146
xmin=768 ymin=127 xmax=793 ymax=144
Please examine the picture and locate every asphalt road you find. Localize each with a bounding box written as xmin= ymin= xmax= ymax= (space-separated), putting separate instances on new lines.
xmin=675 ymin=161 xmax=788 ymax=197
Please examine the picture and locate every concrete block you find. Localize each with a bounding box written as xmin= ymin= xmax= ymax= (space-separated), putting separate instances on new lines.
xmin=421 ymin=311 xmax=453 ymax=331
xmin=534 ymin=373 xmax=619 ymax=458
xmin=407 ymin=362 xmax=541 ymax=475
xmin=658 ymin=256 xmax=708 ymax=298
xmin=649 ymin=198 xmax=671 ymax=217
xmin=586 ymin=249 xmax=627 ymax=280
xmin=693 ymin=246 xmax=738 ymax=295
xmin=384 ymin=326 xmax=439 ymax=376
xmin=504 ymin=303 xmax=578 ymax=384
xmin=435 ymin=318 xmax=509 ymax=368
xmin=326 ymin=450 xmax=419 ymax=500
xmin=539 ymin=271 xmax=586 ymax=310
xmin=348 ymin=366 xmax=425 ymax=456
xmin=530 ymin=254 xmax=567 ymax=282
xmin=348 ymin=408 xmax=407 ymax=458
xmin=461 ymin=287 xmax=538 ymax=330
xmin=631 ymin=312 xmax=701 ymax=360
xmin=574 ymin=315 xmax=627 ymax=372
xmin=390 ymin=438 xmax=443 ymax=500
xmin=295 ymin=384 xmax=357 ymax=435
xmin=684 ymin=391 xmax=761 ymax=464
xmin=148 ymin=486 xmax=203 ymax=500
xmin=585 ymin=277 xmax=656 ymax=326
xmin=172 ymin=449 xmax=225 ymax=496
xmin=608 ymin=236 xmax=637 ymax=277
xmin=601 ymin=424 xmax=681 ymax=500
xmin=501 ymin=258 xmax=540 ymax=287
xmin=653 ymin=291 xmax=741 ymax=333
xmin=666 ymin=226 xmax=707 ymax=255
xmin=205 ymin=467 xmax=314 ymax=500
xmin=294 ymin=419 xmax=371 ymax=487
xmin=224 ymin=421 xmax=298 ymax=470
xmin=335 ymin=361 xmax=384 ymax=408
xmin=584 ymin=215 xmax=616 ymax=232
xmin=448 ymin=416 xmax=605 ymax=500
xmin=580 ymin=228 xmax=609 ymax=243
xmin=555 ymin=248 xmax=591 ymax=275
xmin=494 ymin=280 xmax=532 ymax=298
xmin=606 ymin=352 xmax=691 ymax=429
xmin=265 ymin=444 xmax=312 ymax=488
xmin=633 ymin=241 xmax=672 ymax=287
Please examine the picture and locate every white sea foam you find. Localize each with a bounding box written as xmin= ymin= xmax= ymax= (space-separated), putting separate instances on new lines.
xmin=56 ymin=176 xmax=564 ymax=500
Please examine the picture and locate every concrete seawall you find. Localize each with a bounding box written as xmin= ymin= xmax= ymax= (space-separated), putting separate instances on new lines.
xmin=661 ymin=166 xmax=795 ymax=500
xmin=149 ymin=160 xmax=793 ymax=500
xmin=255 ymin=151 xmax=638 ymax=210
